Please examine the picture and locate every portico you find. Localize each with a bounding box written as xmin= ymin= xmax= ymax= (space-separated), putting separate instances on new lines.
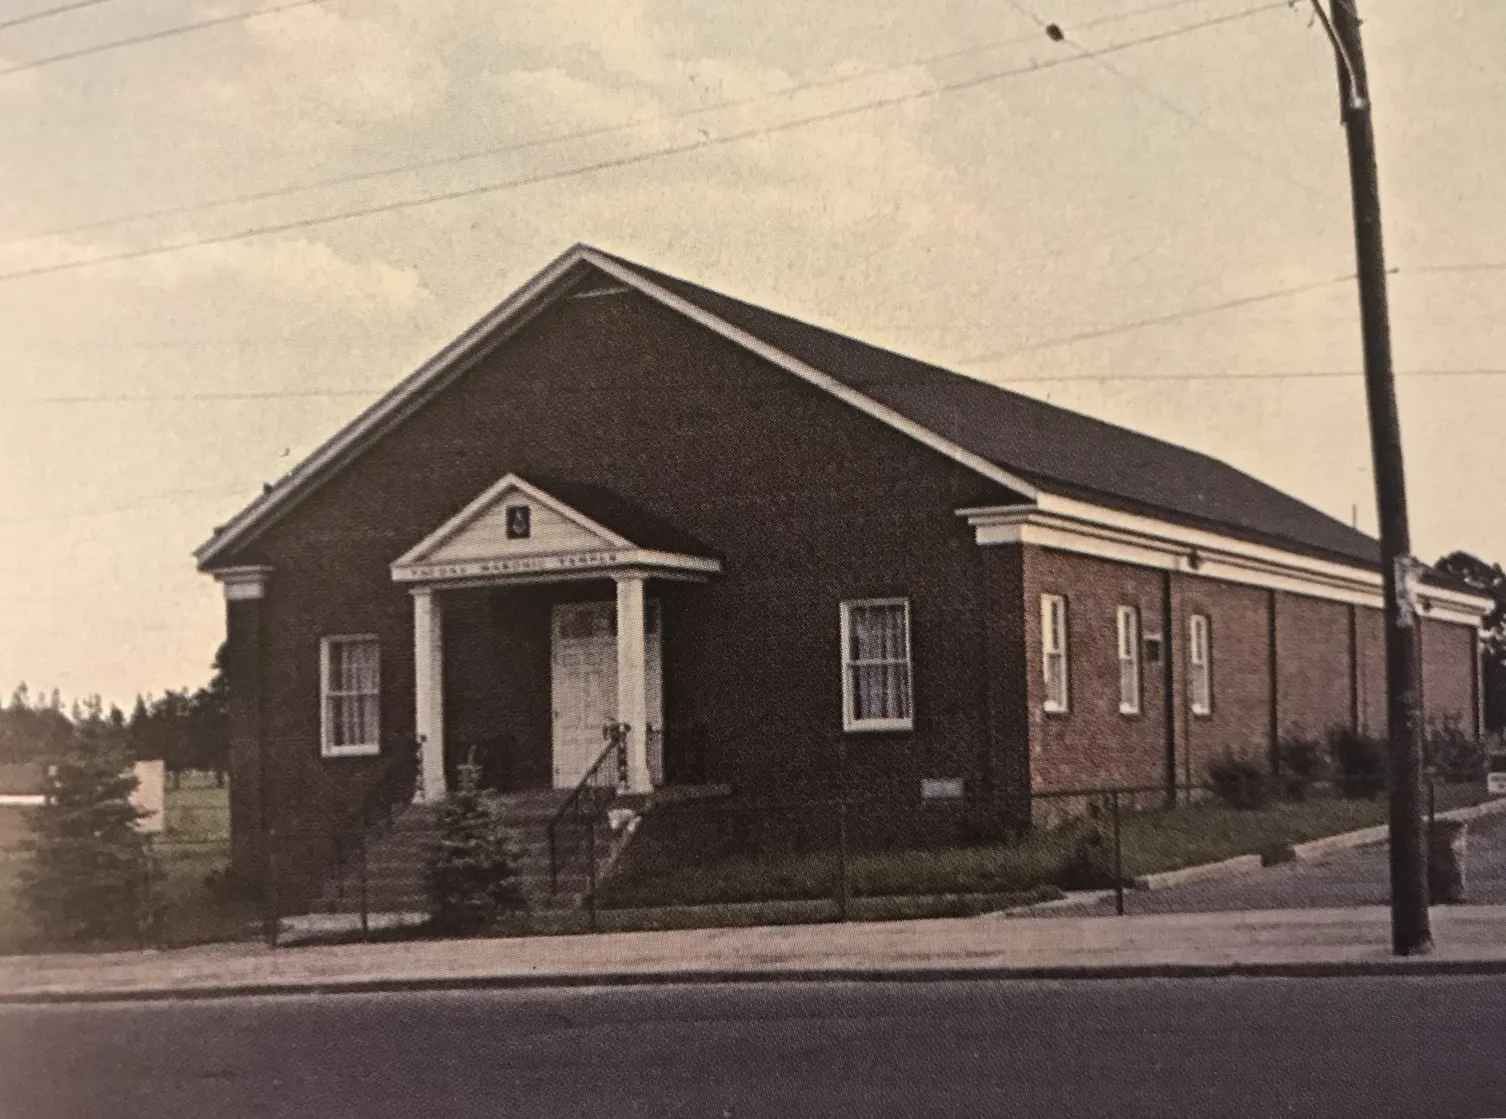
xmin=390 ymin=474 xmax=720 ymax=801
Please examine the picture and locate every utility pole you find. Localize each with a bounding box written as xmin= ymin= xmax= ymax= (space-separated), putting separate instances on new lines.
xmin=1316 ymin=0 xmax=1431 ymax=955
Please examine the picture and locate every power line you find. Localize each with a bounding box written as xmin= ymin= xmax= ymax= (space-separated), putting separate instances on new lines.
xmin=10 ymin=367 xmax=1506 ymax=407
xmin=1 ymin=482 xmax=256 ymax=525
xmin=0 ymin=2 xmax=1291 ymax=286
xmin=0 ymin=0 xmax=1262 ymax=249
xmin=0 ymin=0 xmax=118 ymax=34
xmin=994 ymin=367 xmax=1506 ymax=384
xmin=956 ymin=271 xmax=1356 ymax=362
xmin=0 ymin=0 xmax=326 ymax=79
xmin=8 ymin=387 xmax=386 ymax=404
xmin=1037 ymin=7 xmax=1326 ymax=198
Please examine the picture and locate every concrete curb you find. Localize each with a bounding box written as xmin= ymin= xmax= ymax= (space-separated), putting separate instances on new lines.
xmin=1289 ymin=796 xmax=1506 ymax=863
xmin=1135 ymin=854 xmax=1264 ymax=891
xmin=8 ymin=955 xmax=1506 ymax=1005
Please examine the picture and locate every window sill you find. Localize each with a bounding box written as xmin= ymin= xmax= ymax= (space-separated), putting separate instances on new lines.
xmin=844 ymin=719 xmax=914 ymax=734
xmin=322 ymin=744 xmax=381 ymax=758
xmin=1119 ymin=706 xmax=1143 ymax=718
xmin=1042 ymin=706 xmax=1070 ymax=718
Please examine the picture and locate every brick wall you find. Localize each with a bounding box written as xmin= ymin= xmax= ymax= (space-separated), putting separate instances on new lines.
xmin=1022 ymin=548 xmax=1168 ymax=792
xmin=1421 ymin=616 xmax=1479 ymax=735
xmin=1273 ymin=591 xmax=1353 ymax=744
xmin=1179 ymin=577 xmax=1273 ymax=780
xmin=1355 ymin=605 xmax=1387 ymax=738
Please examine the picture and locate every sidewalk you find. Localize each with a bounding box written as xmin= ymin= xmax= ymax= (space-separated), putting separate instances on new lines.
xmin=5 ymin=905 xmax=1506 ymax=1003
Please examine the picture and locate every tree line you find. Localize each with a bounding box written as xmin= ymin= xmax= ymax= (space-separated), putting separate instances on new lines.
xmin=1 ymin=644 xmax=229 ymax=787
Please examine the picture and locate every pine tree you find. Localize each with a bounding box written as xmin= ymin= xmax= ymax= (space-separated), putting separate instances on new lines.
xmin=425 ymin=757 xmax=524 ymax=935
xmin=21 ymin=718 xmax=160 ymax=947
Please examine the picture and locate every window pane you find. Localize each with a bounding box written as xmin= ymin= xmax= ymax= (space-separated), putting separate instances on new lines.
xmin=1120 ymin=659 xmax=1138 ymax=710
xmin=851 ymin=604 xmax=905 ymax=662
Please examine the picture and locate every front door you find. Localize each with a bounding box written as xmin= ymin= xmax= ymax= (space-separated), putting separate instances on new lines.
xmin=550 ymin=600 xmax=663 ymax=789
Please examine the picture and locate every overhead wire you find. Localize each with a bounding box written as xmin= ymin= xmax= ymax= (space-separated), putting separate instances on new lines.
xmin=0 ymin=2 xmax=1291 ymax=286
xmin=0 ymin=0 xmax=1245 ymax=248
xmin=0 ymin=0 xmax=119 ymax=34
xmin=0 ymin=0 xmax=326 ymax=79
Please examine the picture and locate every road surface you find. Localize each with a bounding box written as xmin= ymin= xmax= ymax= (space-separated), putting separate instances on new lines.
xmin=4 ymin=976 xmax=1506 ymax=1118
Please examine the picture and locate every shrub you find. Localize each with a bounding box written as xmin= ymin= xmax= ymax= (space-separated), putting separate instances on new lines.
xmin=1208 ymin=756 xmax=1271 ymax=810
xmin=1276 ymin=738 xmax=1329 ymax=801
xmin=1426 ymin=716 xmax=1487 ymax=784
xmin=425 ymin=757 xmax=525 ymax=936
xmin=1329 ymin=727 xmax=1386 ymax=798
xmin=1054 ymin=812 xmax=1128 ymax=890
xmin=21 ymin=725 xmax=161 ymax=947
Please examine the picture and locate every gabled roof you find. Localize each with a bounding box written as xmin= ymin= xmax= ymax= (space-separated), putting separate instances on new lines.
xmin=197 ymin=243 xmax=1379 ymax=571
xmin=592 ymin=251 xmax=1381 ymax=568
xmin=389 ymin=473 xmax=719 ymax=585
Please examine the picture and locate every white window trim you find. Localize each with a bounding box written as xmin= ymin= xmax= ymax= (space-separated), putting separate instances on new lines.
xmin=321 ymin=634 xmax=382 ymax=757
xmin=1189 ymin=614 xmax=1213 ymax=717
xmin=1117 ymin=605 xmax=1142 ymax=716
xmin=840 ymin=598 xmax=915 ymax=733
xmin=1042 ymin=594 xmax=1069 ymax=714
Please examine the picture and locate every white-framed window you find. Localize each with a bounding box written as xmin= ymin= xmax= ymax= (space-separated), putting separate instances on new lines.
xmin=841 ymin=598 xmax=914 ymax=732
xmin=1117 ymin=605 xmax=1141 ymax=715
xmin=1042 ymin=594 xmax=1069 ymax=714
xmin=321 ymin=635 xmax=381 ymax=756
xmin=1188 ymin=613 xmax=1212 ymax=717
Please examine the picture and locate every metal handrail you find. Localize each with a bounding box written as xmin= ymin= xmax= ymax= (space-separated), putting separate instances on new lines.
xmin=547 ymin=722 xmax=629 ymax=898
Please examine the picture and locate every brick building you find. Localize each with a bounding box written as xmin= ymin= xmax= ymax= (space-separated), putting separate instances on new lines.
xmin=195 ymin=244 xmax=1491 ymax=890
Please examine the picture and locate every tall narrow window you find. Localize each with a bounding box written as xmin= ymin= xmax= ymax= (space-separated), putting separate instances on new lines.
xmin=1188 ymin=614 xmax=1212 ymax=716
xmin=841 ymin=599 xmax=914 ymax=731
xmin=321 ymin=636 xmax=381 ymax=756
xmin=1117 ymin=606 xmax=1141 ymax=715
xmin=1042 ymin=594 xmax=1069 ymax=713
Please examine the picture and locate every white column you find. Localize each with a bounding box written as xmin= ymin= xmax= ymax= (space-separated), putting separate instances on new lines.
xmin=615 ymin=573 xmax=651 ymax=793
xmin=413 ymin=587 xmax=447 ymax=802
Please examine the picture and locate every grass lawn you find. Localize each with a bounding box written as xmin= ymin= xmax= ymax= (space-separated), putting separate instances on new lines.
xmin=0 ymin=783 xmax=260 ymax=955
xmin=604 ymin=783 xmax=1492 ymax=911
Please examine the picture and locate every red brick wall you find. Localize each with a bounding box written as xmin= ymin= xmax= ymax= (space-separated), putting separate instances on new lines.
xmin=1273 ymin=592 xmax=1354 ymax=744
xmin=223 ymin=274 xmax=1025 ymax=867
xmin=1421 ymin=616 xmax=1479 ymax=736
xmin=1355 ymin=605 xmax=1387 ymax=738
xmin=1022 ymin=548 xmax=1168 ymax=792
xmin=1179 ymin=577 xmax=1273 ymax=780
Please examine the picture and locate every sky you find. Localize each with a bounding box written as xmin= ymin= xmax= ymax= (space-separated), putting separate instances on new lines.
xmin=1 ymin=0 xmax=1503 ymax=709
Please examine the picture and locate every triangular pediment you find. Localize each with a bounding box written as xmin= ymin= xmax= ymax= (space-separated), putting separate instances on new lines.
xmin=392 ymin=475 xmax=633 ymax=579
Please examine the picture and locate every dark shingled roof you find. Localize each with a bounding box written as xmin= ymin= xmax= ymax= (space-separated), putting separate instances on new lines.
xmin=530 ymin=476 xmax=716 ymax=559
xmin=599 ymin=251 xmax=1382 ymax=569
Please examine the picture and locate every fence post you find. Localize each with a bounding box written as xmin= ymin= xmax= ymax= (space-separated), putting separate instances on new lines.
xmin=837 ymin=799 xmax=849 ymax=923
xmin=359 ymin=827 xmax=370 ymax=936
xmin=1112 ymin=790 xmax=1125 ymax=917
xmin=1427 ymin=769 xmax=1437 ymax=836
xmin=264 ymin=829 xmax=280 ymax=949
xmin=587 ymin=816 xmax=598 ymax=934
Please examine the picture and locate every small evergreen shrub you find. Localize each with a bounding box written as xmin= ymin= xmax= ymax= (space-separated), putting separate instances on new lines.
xmin=1427 ymin=716 xmax=1487 ymax=784
xmin=425 ymin=758 xmax=525 ymax=936
xmin=21 ymin=725 xmax=160 ymax=947
xmin=1329 ymin=727 xmax=1387 ymax=799
xmin=1208 ymin=756 xmax=1271 ymax=810
xmin=1277 ymin=737 xmax=1328 ymax=801
xmin=1054 ymin=812 xmax=1126 ymax=890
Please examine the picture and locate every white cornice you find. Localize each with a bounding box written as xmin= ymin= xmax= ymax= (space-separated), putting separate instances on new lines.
xmin=210 ymin=565 xmax=273 ymax=602
xmin=958 ymin=501 xmax=1493 ymax=628
xmin=392 ymin=547 xmax=721 ymax=588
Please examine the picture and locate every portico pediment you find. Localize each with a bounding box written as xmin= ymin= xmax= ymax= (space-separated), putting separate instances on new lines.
xmin=391 ymin=474 xmax=719 ymax=586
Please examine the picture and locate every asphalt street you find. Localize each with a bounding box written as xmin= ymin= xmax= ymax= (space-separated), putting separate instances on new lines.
xmin=4 ymin=975 xmax=1506 ymax=1118
xmin=1037 ymin=808 xmax=1506 ymax=918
